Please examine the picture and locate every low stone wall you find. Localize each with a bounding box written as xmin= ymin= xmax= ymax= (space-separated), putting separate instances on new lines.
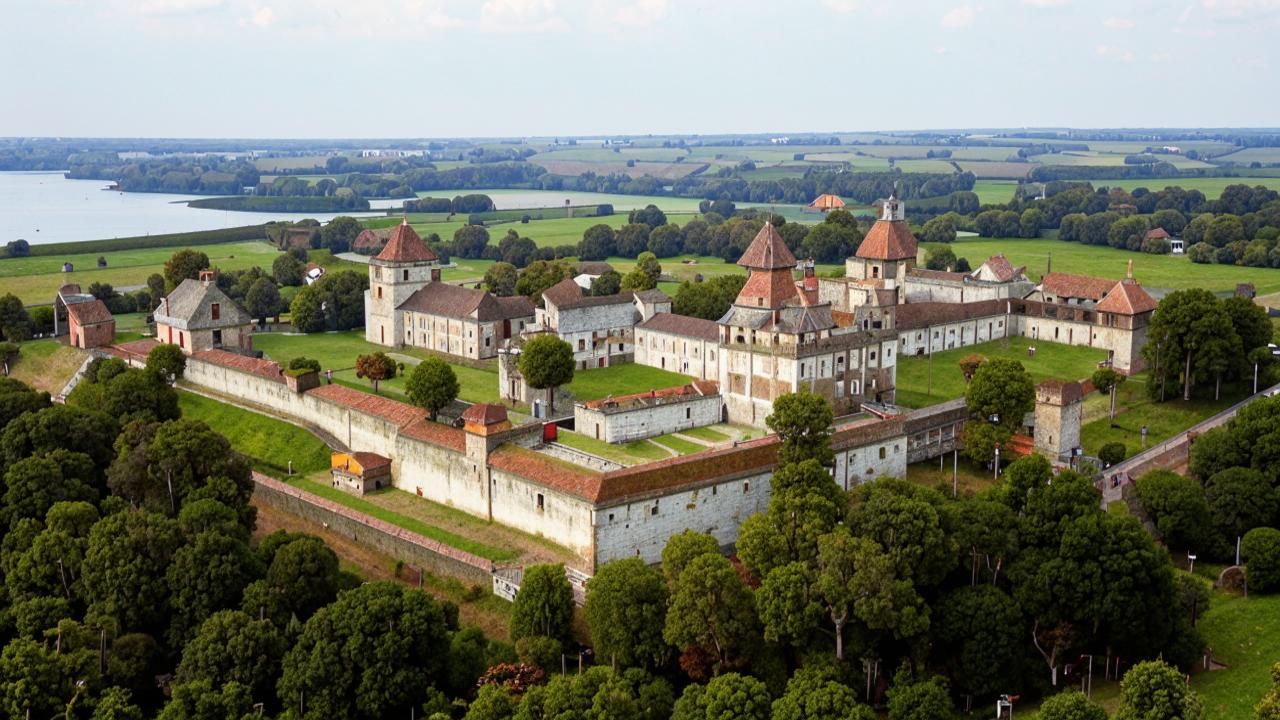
xmin=251 ymin=472 xmax=494 ymax=585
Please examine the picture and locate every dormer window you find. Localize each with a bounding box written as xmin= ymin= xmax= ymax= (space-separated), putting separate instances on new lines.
xmin=211 ymin=303 xmax=220 ymax=321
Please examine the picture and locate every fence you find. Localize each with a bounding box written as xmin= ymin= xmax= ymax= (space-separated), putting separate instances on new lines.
xmin=491 ymin=565 xmax=591 ymax=607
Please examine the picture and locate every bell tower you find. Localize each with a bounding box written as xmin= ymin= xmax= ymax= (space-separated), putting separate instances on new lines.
xmin=364 ymin=219 xmax=440 ymax=347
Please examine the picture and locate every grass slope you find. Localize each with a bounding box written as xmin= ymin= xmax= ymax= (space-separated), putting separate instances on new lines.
xmin=555 ymin=430 xmax=669 ymax=465
xmin=1193 ymin=592 xmax=1280 ymax=719
xmin=177 ymin=390 xmax=332 ymax=476
xmin=935 ymin=236 xmax=1280 ymax=294
xmin=895 ymin=337 xmax=1108 ymax=408
xmin=8 ymin=339 xmax=86 ymax=395
xmin=565 ymin=363 xmax=694 ymax=401
xmin=1078 ymin=375 xmax=1241 ymax=457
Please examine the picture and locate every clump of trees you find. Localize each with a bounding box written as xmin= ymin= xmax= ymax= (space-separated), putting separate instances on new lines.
xmin=1141 ymin=289 xmax=1274 ymax=402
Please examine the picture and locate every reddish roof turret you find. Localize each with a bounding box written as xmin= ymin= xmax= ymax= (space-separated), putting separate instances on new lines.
xmin=374 ymin=219 xmax=439 ymax=264
xmin=737 ymin=223 xmax=796 ymax=270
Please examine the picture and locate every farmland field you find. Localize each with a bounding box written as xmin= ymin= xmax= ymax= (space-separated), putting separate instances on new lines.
xmin=413 ymin=188 xmax=705 ymax=212
xmin=894 ymin=159 xmax=959 ymax=174
xmin=0 ymin=240 xmax=280 ymax=305
xmin=532 ymin=158 xmax=698 ymax=180
xmin=1080 ymin=176 xmax=1280 ymax=199
xmin=933 ymin=236 xmax=1280 ymax=294
xmin=956 ymin=161 xmax=1033 ymax=178
xmin=972 ymin=180 xmax=1019 ymax=204
xmin=1211 ymin=147 xmax=1280 ymax=164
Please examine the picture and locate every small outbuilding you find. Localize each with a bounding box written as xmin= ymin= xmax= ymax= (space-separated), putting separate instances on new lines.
xmin=808 ymin=193 xmax=846 ymax=212
xmin=330 ymin=451 xmax=392 ymax=495
xmin=65 ymin=299 xmax=115 ymax=349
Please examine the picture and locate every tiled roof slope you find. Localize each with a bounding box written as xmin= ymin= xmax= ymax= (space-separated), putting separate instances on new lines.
xmin=737 ymin=223 xmax=797 ymax=270
xmin=856 ymin=219 xmax=918 ymax=261
xmin=308 ymin=383 xmax=425 ymax=427
xmin=1096 ymin=279 xmax=1158 ymax=315
xmin=1039 ymin=272 xmax=1118 ymax=301
xmin=66 ymin=299 xmax=114 ymax=325
xmin=637 ymin=313 xmax=719 ymax=341
xmin=156 ymin=278 xmax=252 ymax=330
xmin=191 ymin=350 xmax=284 ymax=383
xmin=374 ymin=221 xmax=438 ymax=263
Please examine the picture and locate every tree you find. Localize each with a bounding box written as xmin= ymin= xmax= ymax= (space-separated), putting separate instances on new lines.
xmin=272 ymin=254 xmax=304 ymax=287
xmin=5 ymin=239 xmax=30 ymax=257
xmin=355 ymin=351 xmax=397 ymax=394
xmin=1038 ymin=690 xmax=1108 ymax=720
xmin=1243 ymin=527 xmax=1280 ymax=592
xmin=766 ymin=390 xmax=835 ymax=466
xmin=1 ymin=452 xmax=97 ymax=529
xmin=163 ymin=249 xmax=210 ymax=288
xmin=584 ymin=557 xmax=669 ymax=670
xmin=1205 ymin=468 xmax=1277 ymax=547
xmin=663 ymin=553 xmax=758 ymax=675
xmin=0 ymin=637 xmax=82 ymax=720
xmin=1224 ymin=295 xmax=1274 ymax=356
xmin=1114 ymin=660 xmax=1205 ymax=720
xmin=925 ymin=246 xmax=957 ymax=271
xmin=279 ymin=582 xmax=455 ymax=720
xmin=935 ymin=585 xmax=1024 ymax=702
xmin=1142 ymin=289 xmax=1241 ymax=401
xmin=1092 ymin=367 xmax=1126 ymax=424
xmin=1 ymin=404 xmax=118 ymax=476
xmin=176 ymin=610 xmax=286 ymax=705
xmin=165 ymin=531 xmax=263 ymax=646
xmin=517 ymin=335 xmax=574 ymax=411
xmin=483 ymin=262 xmax=518 ymax=297
xmin=91 ymin=687 xmax=144 ymax=720
xmin=961 ymin=421 xmax=1007 ymax=466
xmin=1258 ymin=663 xmax=1280 ymax=720
xmin=515 ymin=260 xmax=573 ymax=303
xmin=1134 ymin=469 xmax=1216 ymax=554
xmin=578 ymin=224 xmax=617 ymax=260
xmin=0 ymin=377 xmax=50 ymax=430
xmin=661 ymin=530 xmax=720 ymax=591
xmin=82 ymin=509 xmax=183 ymax=635
xmin=966 ymin=357 xmax=1034 ymax=432
xmin=615 ymin=223 xmax=651 ymax=257
xmin=464 ymin=684 xmax=519 ymax=720
xmin=739 ymin=486 xmax=840 ymax=580
xmin=672 ymin=673 xmax=771 ymax=720
xmin=648 ymin=224 xmax=684 ymax=257
xmin=158 ymin=680 xmax=255 ymax=720
xmin=319 ymin=216 xmax=362 ymax=253
xmin=590 ymin=270 xmax=622 ymax=296
xmin=290 ymin=269 xmax=369 ymax=332
xmin=771 ymin=665 xmax=874 ymax=720
xmin=885 ymin=672 xmax=959 ymax=720
xmin=106 ymin=418 xmax=252 ymax=520
xmin=958 ymin=354 xmax=985 ymax=383
xmin=672 ymin=275 xmax=746 ymax=321
xmin=453 ymin=225 xmax=491 ymax=259
xmin=145 ymin=343 xmax=187 ymax=383
xmin=405 ymin=358 xmax=458 ymax=419
xmin=629 ymin=204 xmax=668 ymax=230
xmin=510 ymin=563 xmax=575 ymax=647
xmin=922 ymin=217 xmax=957 ymax=244
xmin=254 ymin=534 xmax=341 ymax=622
xmin=244 ymin=277 xmax=281 ymax=323
xmin=1099 ymin=442 xmax=1127 ymax=466
xmin=622 ymin=252 xmax=662 ymax=291
xmin=0 ymin=293 xmax=31 ymax=341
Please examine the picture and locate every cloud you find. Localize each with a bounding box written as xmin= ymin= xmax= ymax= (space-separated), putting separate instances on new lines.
xmin=934 ymin=46 xmax=949 ymax=55
xmin=130 ymin=0 xmax=225 ymax=16
xmin=1095 ymin=44 xmax=1135 ymax=62
xmin=1103 ymin=16 xmax=1135 ymax=28
xmin=1151 ymin=51 xmax=1172 ymax=61
xmin=479 ymin=0 xmax=569 ymax=32
xmin=940 ymin=5 xmax=976 ymax=27
xmin=820 ymin=0 xmax=861 ymax=11
xmin=246 ymin=4 xmax=274 ymax=25
xmin=613 ymin=0 xmax=667 ymax=27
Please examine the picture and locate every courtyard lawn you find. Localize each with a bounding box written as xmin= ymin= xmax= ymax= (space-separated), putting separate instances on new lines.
xmin=931 ymin=237 xmax=1280 ymax=294
xmin=1078 ymin=375 xmax=1242 ymax=458
xmin=291 ymin=477 xmax=517 ymax=562
xmin=7 ymin=339 xmax=87 ymax=395
xmin=895 ymin=337 xmax=1109 ymax=409
xmin=1191 ymin=591 xmax=1280 ymax=720
xmin=554 ymin=430 xmax=670 ymax=465
xmin=905 ymin=457 xmax=998 ymax=498
xmin=177 ymin=389 xmax=332 ymax=476
xmin=251 ymin=330 xmax=501 ymax=404
xmin=680 ymin=425 xmax=730 ymax=442
xmin=0 ymin=240 xmax=280 ymax=305
xmin=564 ymin=363 xmax=694 ymax=402
xmin=651 ymin=433 xmax=705 ymax=455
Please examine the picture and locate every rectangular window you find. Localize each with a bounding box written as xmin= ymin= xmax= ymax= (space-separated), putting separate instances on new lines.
xmin=210 ymin=303 xmax=220 ymax=321
xmin=685 ymin=408 xmax=691 ymax=419
xmin=403 ymin=269 xmax=409 ymax=281
xmin=650 ymin=504 xmax=659 ymax=516
xmin=536 ymin=493 xmax=544 ymax=512
xmin=578 ymin=339 xmax=585 ymax=351
xmin=879 ymin=447 xmax=886 ymax=459
xmin=212 ymin=329 xmax=222 ymax=346
xmin=743 ymin=481 xmax=750 ymax=493
xmin=377 ymin=286 xmax=383 ymax=299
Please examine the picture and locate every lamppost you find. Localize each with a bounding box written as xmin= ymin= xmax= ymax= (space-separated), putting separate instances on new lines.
xmin=997 ymin=695 xmax=1014 ymax=720
xmin=988 ymin=413 xmax=1001 ymax=480
xmin=1188 ymin=553 xmax=1197 ymax=575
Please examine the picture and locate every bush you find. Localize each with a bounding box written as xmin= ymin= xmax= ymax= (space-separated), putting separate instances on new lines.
xmin=1243 ymin=527 xmax=1280 ymax=592
xmin=14 ymin=225 xmax=268 ymax=258
xmin=514 ymin=636 xmax=562 ymax=671
xmin=287 ymin=357 xmax=322 ymax=374
xmin=1099 ymin=442 xmax=1127 ymax=466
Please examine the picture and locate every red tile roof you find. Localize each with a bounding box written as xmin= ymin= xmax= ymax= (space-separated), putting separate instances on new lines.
xmin=979 ymin=253 xmax=1021 ymax=282
xmin=400 ymin=417 xmax=466 ymax=451
xmin=374 ymin=221 xmax=438 ymax=263
xmin=399 ymin=283 xmax=532 ymax=322
xmin=594 ymin=436 xmax=780 ymax=504
xmin=191 ymin=349 xmax=284 ymax=383
xmin=637 ymin=313 xmax=719 ymax=341
xmin=856 ymin=219 xmax=918 ymax=261
xmin=1096 ymin=279 xmax=1158 ymax=315
xmin=541 ymin=278 xmax=584 ymax=308
xmin=1039 ymin=272 xmax=1118 ymax=301
xmin=736 ymin=268 xmax=799 ymax=309
xmin=581 ymin=381 xmax=719 ymax=411
xmin=66 ymin=299 xmax=114 ymax=326
xmin=895 ymin=299 xmax=1012 ymax=330
xmin=1145 ymin=227 xmax=1171 ymax=240
xmin=488 ymin=445 xmax=604 ymax=500
xmin=350 ymin=451 xmax=392 ymax=470
xmin=737 ymin=224 xmax=797 ymax=270
xmin=809 ymin=193 xmax=846 ymax=210
xmin=308 ymin=383 xmax=425 ymax=427
xmin=462 ymin=403 xmax=508 ymax=426
xmin=353 ymin=227 xmax=393 ymax=252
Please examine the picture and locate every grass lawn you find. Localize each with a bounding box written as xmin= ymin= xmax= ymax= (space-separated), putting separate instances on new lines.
xmin=253 ymin=329 xmax=502 ymax=405
xmin=407 ymin=215 xmax=631 ymax=250
xmin=555 ymin=430 xmax=669 ymax=465
xmin=113 ymin=312 xmax=151 ymax=333
xmin=906 ymin=457 xmax=998 ymax=497
xmin=7 ymin=339 xmax=87 ymax=395
xmin=1192 ymin=591 xmax=1280 ymax=719
xmin=651 ymin=433 xmax=705 ymax=455
xmin=565 ymin=363 xmax=693 ymax=402
xmin=680 ymin=425 xmax=730 ymax=442
xmin=1078 ymin=375 xmax=1242 ymax=457
xmin=933 ymin=236 xmax=1280 ymax=294
xmin=177 ymin=390 xmax=332 ymax=476
xmin=0 ymin=240 xmax=280 ymax=305
xmin=1081 ymin=176 xmax=1280 ymax=200
xmin=291 ymin=477 xmax=517 ymax=562
xmin=971 ymin=180 xmax=1019 ymax=205
xmin=895 ymin=337 xmax=1109 ymax=408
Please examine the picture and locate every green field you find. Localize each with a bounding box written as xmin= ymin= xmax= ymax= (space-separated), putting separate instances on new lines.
xmin=972 ymin=180 xmax=1019 ymax=205
xmin=406 ymin=214 xmax=635 ymax=250
xmin=564 ymin=363 xmax=693 ymax=401
xmin=8 ymin=338 xmax=87 ymax=395
xmin=0 ymin=240 xmax=281 ymax=305
xmin=651 ymin=433 xmax=705 ymax=455
xmin=680 ymin=425 xmax=730 ymax=442
xmin=936 ymin=236 xmax=1280 ymax=294
xmin=1078 ymin=375 xmax=1240 ymax=457
xmin=177 ymin=389 xmax=332 ymax=476
xmin=1192 ymin=591 xmax=1280 ymax=719
xmin=895 ymin=337 xmax=1109 ymax=409
xmin=1213 ymin=147 xmax=1280 ymax=165
xmin=1080 ymin=176 xmax=1280 ymax=199
xmin=554 ymin=430 xmax=670 ymax=465
xmin=414 ymin=188 xmax=706 ymax=213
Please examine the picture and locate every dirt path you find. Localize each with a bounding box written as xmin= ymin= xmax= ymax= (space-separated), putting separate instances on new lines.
xmin=253 ymin=500 xmax=512 ymax=641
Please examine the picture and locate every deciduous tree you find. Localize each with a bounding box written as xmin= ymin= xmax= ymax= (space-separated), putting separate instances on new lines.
xmin=355 ymin=351 xmax=397 ymax=394
xmin=516 ymin=335 xmax=574 ymax=411
xmin=510 ymin=563 xmax=575 ymax=647
xmin=584 ymin=557 xmax=670 ymax=670
xmin=766 ymin=391 xmax=835 ymax=466
xmin=406 ymin=358 xmax=459 ymax=419
xmin=1114 ymin=660 xmax=1205 ymax=720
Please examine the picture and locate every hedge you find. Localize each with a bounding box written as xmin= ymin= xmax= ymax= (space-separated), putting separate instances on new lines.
xmin=2 ymin=224 xmax=272 ymax=258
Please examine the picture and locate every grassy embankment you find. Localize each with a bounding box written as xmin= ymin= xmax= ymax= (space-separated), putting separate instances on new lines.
xmin=5 ymin=339 xmax=87 ymax=395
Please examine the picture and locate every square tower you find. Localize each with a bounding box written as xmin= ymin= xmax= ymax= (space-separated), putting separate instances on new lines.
xmin=1034 ymin=379 xmax=1084 ymax=460
xmin=365 ymin=220 xmax=441 ymax=347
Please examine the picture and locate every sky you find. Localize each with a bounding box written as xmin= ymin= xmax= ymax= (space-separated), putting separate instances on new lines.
xmin=0 ymin=0 xmax=1276 ymax=139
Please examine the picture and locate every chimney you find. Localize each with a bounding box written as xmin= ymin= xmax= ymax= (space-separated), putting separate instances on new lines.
xmin=199 ymin=270 xmax=217 ymax=285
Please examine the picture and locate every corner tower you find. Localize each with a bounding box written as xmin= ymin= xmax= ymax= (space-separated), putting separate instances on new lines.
xmin=365 ymin=220 xmax=440 ymax=347
xmin=845 ymin=193 xmax=918 ymax=302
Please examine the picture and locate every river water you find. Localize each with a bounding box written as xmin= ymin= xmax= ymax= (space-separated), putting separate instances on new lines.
xmin=0 ymin=171 xmax=386 ymax=245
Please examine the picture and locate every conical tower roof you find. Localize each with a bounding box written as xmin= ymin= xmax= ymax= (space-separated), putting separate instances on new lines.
xmin=374 ymin=219 xmax=438 ymax=263
xmin=736 ymin=223 xmax=796 ymax=270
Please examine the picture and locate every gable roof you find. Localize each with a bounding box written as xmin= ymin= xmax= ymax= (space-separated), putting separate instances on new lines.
xmin=353 ymin=227 xmax=394 ymax=252
xmin=809 ymin=193 xmax=846 ymax=210
xmin=462 ymin=403 xmax=509 ymax=426
xmin=637 ymin=312 xmax=719 ymax=341
xmin=541 ymin=278 xmax=634 ymax=310
xmin=974 ymin=253 xmax=1024 ymax=283
xmin=398 ymin=283 xmax=532 ymax=322
xmin=737 ymin=223 xmax=797 ymax=270
xmin=308 ymin=383 xmax=426 ymax=427
xmin=1038 ymin=272 xmax=1119 ymax=301
xmin=66 ymin=299 xmax=114 ymax=326
xmin=736 ymin=266 xmax=800 ymax=308
xmin=856 ymin=218 xmax=918 ymax=261
xmin=1096 ymin=279 xmax=1158 ymax=315
xmin=155 ymin=278 xmax=252 ymax=330
xmin=574 ymin=261 xmax=615 ymax=276
xmin=374 ymin=220 xmax=438 ymax=264
xmin=191 ymin=349 xmax=283 ymax=383
xmin=1145 ymin=227 xmax=1171 ymax=240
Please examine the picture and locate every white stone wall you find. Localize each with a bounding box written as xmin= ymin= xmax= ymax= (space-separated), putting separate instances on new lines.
xmin=575 ymin=394 xmax=723 ymax=443
xmin=833 ymin=436 xmax=909 ymax=490
xmin=552 ymin=302 xmax=637 ymax=367
xmin=491 ymin=467 xmax=596 ymax=564
xmin=402 ymin=312 xmax=493 ymax=360
xmin=593 ymin=471 xmax=773 ymax=565
xmin=896 ymin=314 xmax=1011 ymax=357
xmin=1015 ymin=315 xmax=1144 ymax=372
xmin=634 ymin=328 xmax=719 ymax=380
